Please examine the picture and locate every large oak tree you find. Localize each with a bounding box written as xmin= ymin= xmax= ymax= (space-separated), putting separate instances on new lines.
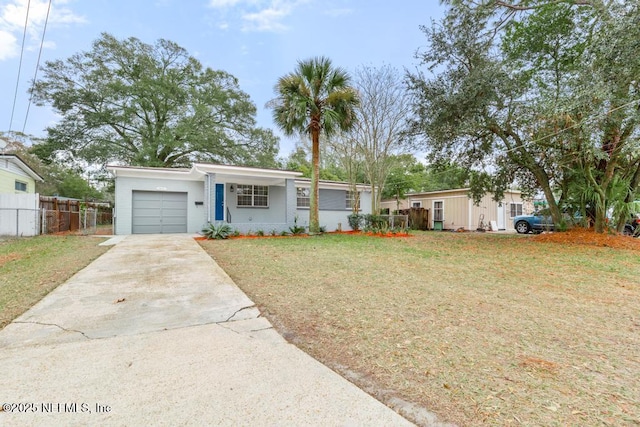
xmin=408 ymin=1 xmax=640 ymax=232
xmin=30 ymin=33 xmax=278 ymax=168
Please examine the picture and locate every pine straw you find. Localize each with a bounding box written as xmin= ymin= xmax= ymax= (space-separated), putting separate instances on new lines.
xmin=201 ymin=232 xmax=640 ymax=426
xmin=532 ymin=227 xmax=640 ymax=251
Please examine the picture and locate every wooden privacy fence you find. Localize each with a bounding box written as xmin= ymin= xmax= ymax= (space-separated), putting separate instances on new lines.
xmin=398 ymin=207 xmax=430 ymax=230
xmin=0 ymin=195 xmax=112 ymax=236
xmin=39 ymin=196 xmax=112 ymax=234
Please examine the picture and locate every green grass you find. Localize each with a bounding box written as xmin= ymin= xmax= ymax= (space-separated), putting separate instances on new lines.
xmin=0 ymin=235 xmax=109 ymax=328
xmin=201 ymin=232 xmax=640 ymax=426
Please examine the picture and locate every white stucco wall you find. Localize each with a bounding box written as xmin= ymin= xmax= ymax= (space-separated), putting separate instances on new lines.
xmin=295 ymin=190 xmax=373 ymax=231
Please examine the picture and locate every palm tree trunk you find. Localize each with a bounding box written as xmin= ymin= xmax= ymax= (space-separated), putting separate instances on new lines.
xmin=309 ymin=127 xmax=320 ymax=233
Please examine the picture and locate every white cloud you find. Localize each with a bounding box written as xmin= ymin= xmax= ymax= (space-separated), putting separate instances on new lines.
xmin=208 ymin=0 xmax=245 ymax=8
xmin=206 ymin=0 xmax=304 ymax=33
xmin=0 ymin=29 xmax=17 ymax=60
xmin=242 ymin=6 xmax=289 ymax=32
xmin=0 ymin=0 xmax=85 ymax=61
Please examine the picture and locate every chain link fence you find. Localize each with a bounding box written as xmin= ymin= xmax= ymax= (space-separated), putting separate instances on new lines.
xmin=1 ymin=194 xmax=112 ymax=237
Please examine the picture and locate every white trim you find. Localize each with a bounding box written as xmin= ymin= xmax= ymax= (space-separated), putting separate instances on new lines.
xmin=406 ymin=187 xmax=522 ymax=197
xmin=236 ymin=184 xmax=269 ymax=208
xmin=411 ymin=201 xmax=422 ymax=208
xmin=294 ymin=178 xmax=372 ymax=192
xmin=0 ymin=154 xmax=43 ymax=182
xmin=14 ymin=180 xmax=28 ymax=192
xmin=107 ymin=163 xmax=302 ymax=183
xmin=194 ymin=163 xmax=301 ymax=180
xmin=509 ymin=202 xmax=523 ymax=218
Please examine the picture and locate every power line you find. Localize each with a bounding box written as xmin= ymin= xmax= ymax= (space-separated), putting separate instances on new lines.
xmin=23 ymin=0 xmax=52 ymax=134
xmin=8 ymin=0 xmax=31 ymax=134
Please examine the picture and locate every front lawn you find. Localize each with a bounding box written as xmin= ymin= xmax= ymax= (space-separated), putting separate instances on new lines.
xmin=0 ymin=235 xmax=109 ymax=328
xmin=200 ymin=231 xmax=640 ymax=426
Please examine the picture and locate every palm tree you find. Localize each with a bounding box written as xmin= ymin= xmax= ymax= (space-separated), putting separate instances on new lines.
xmin=270 ymin=57 xmax=359 ymax=233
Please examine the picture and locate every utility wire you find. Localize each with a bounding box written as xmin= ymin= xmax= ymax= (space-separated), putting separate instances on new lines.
xmin=8 ymin=0 xmax=31 ymax=134
xmin=23 ymin=0 xmax=52 ymax=134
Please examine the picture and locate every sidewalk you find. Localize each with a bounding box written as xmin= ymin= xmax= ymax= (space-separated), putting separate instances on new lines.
xmin=0 ymin=234 xmax=414 ymax=426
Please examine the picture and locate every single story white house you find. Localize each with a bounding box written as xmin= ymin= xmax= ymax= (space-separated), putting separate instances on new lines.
xmin=381 ymin=188 xmax=530 ymax=231
xmin=107 ymin=163 xmax=373 ymax=235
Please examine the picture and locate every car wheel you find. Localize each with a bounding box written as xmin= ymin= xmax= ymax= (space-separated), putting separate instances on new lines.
xmin=515 ymin=221 xmax=531 ymax=234
xmin=623 ymin=226 xmax=634 ymax=236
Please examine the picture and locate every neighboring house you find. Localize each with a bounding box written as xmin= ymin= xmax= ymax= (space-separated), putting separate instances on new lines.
xmin=107 ymin=163 xmax=373 ymax=235
xmin=381 ymin=188 xmax=529 ymax=231
xmin=0 ymin=154 xmax=44 ymax=194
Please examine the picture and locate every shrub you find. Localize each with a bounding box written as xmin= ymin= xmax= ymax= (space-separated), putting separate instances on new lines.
xmin=348 ymin=213 xmax=363 ymax=231
xmin=202 ymin=222 xmax=232 ymax=240
xmin=289 ymin=224 xmax=306 ymax=234
xmin=256 ymin=229 xmax=265 ymax=236
xmin=289 ymin=216 xmax=306 ymax=235
xmin=361 ymin=214 xmax=391 ymax=233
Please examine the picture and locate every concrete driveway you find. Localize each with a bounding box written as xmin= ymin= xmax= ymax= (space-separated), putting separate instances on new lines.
xmin=0 ymin=234 xmax=415 ymax=426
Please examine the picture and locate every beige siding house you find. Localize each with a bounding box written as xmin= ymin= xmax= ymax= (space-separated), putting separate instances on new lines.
xmin=381 ymin=188 xmax=529 ymax=231
xmin=0 ymin=154 xmax=43 ymax=194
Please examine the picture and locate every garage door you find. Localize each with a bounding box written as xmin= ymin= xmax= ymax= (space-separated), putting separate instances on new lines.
xmin=132 ymin=191 xmax=188 ymax=234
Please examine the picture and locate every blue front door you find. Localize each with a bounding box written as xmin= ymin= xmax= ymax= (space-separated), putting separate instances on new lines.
xmin=215 ymin=183 xmax=224 ymax=221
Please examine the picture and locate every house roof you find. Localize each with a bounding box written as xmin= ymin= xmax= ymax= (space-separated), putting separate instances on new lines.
xmin=0 ymin=154 xmax=44 ymax=182
xmin=106 ymin=163 xmax=375 ymax=191
xmin=294 ymin=177 xmax=372 ymax=192
xmin=381 ymin=188 xmax=523 ymax=203
xmin=405 ymin=188 xmax=522 ymax=198
xmin=106 ymin=163 xmax=303 ymax=186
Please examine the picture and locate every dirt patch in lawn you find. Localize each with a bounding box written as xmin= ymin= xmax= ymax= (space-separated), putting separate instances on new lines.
xmin=201 ymin=232 xmax=640 ymax=426
xmin=0 ymin=252 xmax=22 ymax=267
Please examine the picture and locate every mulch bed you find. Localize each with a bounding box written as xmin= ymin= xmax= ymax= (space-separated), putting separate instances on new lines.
xmin=531 ymin=227 xmax=640 ymax=251
xmin=195 ymin=231 xmax=411 ymax=240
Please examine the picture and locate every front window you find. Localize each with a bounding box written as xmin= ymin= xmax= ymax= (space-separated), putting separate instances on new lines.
xmin=433 ymin=201 xmax=444 ymax=221
xmin=297 ymin=187 xmax=310 ymax=207
xmin=346 ymin=191 xmax=360 ymax=210
xmin=15 ymin=181 xmax=27 ymax=192
xmin=237 ymin=185 xmax=269 ymax=207
xmin=510 ymin=203 xmax=523 ymax=218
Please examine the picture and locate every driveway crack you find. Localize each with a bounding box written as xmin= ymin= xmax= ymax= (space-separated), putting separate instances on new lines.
xmin=224 ymin=305 xmax=257 ymax=323
xmin=13 ymin=321 xmax=92 ymax=340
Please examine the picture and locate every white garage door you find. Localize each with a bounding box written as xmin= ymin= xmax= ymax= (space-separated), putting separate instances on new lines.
xmin=132 ymin=191 xmax=188 ymax=234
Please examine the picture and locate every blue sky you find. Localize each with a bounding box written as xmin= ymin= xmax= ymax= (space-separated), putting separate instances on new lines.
xmin=1 ymin=0 xmax=444 ymax=156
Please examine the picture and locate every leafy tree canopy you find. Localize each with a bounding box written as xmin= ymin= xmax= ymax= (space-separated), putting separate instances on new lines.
xmin=408 ymin=1 xmax=640 ymax=232
xmin=30 ymin=33 xmax=278 ymax=168
xmin=382 ymin=155 xmax=470 ymax=200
